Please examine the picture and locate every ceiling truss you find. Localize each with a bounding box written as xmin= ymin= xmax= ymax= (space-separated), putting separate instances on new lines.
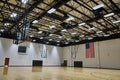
xmin=0 ymin=0 xmax=120 ymax=46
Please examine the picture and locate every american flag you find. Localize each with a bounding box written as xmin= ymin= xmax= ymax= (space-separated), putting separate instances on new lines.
xmin=86 ymin=42 xmax=94 ymax=58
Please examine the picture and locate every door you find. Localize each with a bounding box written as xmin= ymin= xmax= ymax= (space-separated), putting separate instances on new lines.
xmin=64 ymin=60 xmax=67 ymax=66
xmin=74 ymin=61 xmax=83 ymax=67
xmin=4 ymin=58 xmax=10 ymax=66
xmin=32 ymin=60 xmax=43 ymax=66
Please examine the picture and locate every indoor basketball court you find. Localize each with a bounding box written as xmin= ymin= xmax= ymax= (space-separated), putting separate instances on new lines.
xmin=0 ymin=0 xmax=120 ymax=80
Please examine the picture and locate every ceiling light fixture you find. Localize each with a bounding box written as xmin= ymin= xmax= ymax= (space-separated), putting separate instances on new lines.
xmin=78 ymin=22 xmax=86 ymax=26
xmin=46 ymin=42 xmax=49 ymax=44
xmin=88 ymin=37 xmax=93 ymax=40
xmin=4 ymin=23 xmax=10 ymax=26
xmin=104 ymin=13 xmax=114 ymax=18
xmin=0 ymin=29 xmax=4 ymax=32
xmin=10 ymin=12 xmax=17 ymax=18
xmin=71 ymin=32 xmax=77 ymax=35
xmin=113 ymin=20 xmax=120 ymax=23
xmin=49 ymin=39 xmax=52 ymax=41
xmin=80 ymin=35 xmax=84 ymax=37
xmin=75 ymin=40 xmax=79 ymax=42
xmin=32 ymin=20 xmax=38 ymax=24
xmin=59 ymin=36 xmax=62 ymax=39
xmin=29 ymin=35 xmax=34 ymax=37
xmin=47 ymin=8 xmax=56 ymax=14
xmin=104 ymin=34 xmax=110 ymax=37
xmin=65 ymin=42 xmax=69 ymax=44
xmin=38 ymin=31 xmax=42 ymax=34
xmin=21 ymin=0 xmax=28 ymax=4
xmin=57 ymin=44 xmax=60 ymax=46
xmin=67 ymin=38 xmax=70 ymax=41
xmin=32 ymin=39 xmax=36 ymax=42
xmin=93 ymin=4 xmax=104 ymax=10
xmin=57 ymin=41 xmax=60 ymax=42
xmin=96 ymin=31 xmax=103 ymax=34
xmin=49 ymin=25 xmax=55 ymax=29
xmin=61 ymin=29 xmax=67 ymax=32
xmin=49 ymin=34 xmax=54 ymax=36
xmin=40 ymin=37 xmax=43 ymax=39
xmin=89 ymin=27 xmax=95 ymax=30
xmin=66 ymin=17 xmax=74 ymax=21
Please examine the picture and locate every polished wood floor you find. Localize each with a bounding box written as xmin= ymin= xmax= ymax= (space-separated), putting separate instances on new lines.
xmin=0 ymin=67 xmax=120 ymax=80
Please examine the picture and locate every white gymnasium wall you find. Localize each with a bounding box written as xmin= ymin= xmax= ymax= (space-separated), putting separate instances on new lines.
xmin=0 ymin=38 xmax=63 ymax=66
xmin=0 ymin=38 xmax=120 ymax=69
xmin=63 ymin=39 xmax=120 ymax=69
xmin=99 ymin=39 xmax=120 ymax=69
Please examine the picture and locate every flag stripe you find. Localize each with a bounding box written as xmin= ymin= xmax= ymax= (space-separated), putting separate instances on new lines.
xmin=86 ymin=42 xmax=94 ymax=58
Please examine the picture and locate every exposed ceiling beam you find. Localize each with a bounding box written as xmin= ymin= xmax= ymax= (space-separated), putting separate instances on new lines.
xmin=64 ymin=33 xmax=120 ymax=47
xmin=109 ymin=0 xmax=120 ymax=11
xmin=34 ymin=0 xmax=69 ymax=21
xmin=91 ymin=0 xmax=119 ymax=32
xmin=0 ymin=0 xmax=24 ymax=10
xmin=9 ymin=0 xmax=44 ymax=31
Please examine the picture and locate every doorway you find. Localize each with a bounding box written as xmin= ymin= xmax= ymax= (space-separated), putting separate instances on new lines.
xmin=4 ymin=58 xmax=10 ymax=66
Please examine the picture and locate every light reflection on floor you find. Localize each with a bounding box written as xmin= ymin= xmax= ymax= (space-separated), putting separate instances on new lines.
xmin=3 ymin=67 xmax=9 ymax=75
